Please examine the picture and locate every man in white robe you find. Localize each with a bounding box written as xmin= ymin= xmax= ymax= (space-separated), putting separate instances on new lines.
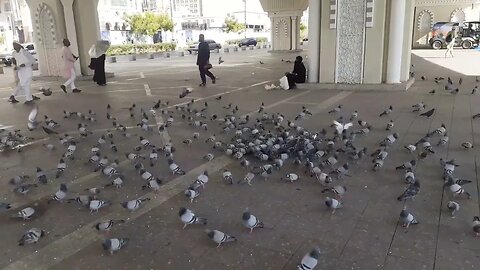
xmin=9 ymin=42 xmax=39 ymax=104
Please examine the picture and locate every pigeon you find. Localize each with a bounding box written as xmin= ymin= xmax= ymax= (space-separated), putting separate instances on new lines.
xmin=56 ymin=158 xmax=66 ymax=178
xmin=102 ymin=238 xmax=129 ymax=254
xmin=67 ymin=195 xmax=93 ymax=207
xmin=142 ymin=179 xmax=162 ymax=192
xmin=446 ymin=201 xmax=460 ymax=217
xmin=444 ymin=176 xmax=471 ymax=198
xmin=205 ymin=229 xmax=237 ymax=247
xmin=461 ymin=141 xmax=474 ymax=150
xmin=397 ymin=180 xmax=420 ymax=201
xmin=40 ymin=87 xmax=52 ymax=96
xmin=297 ymin=248 xmax=321 ymax=270
xmin=472 ymin=86 xmax=477 ymax=94
xmin=242 ymin=172 xmax=255 ymax=185
xmin=429 ymin=89 xmax=435 ymax=94
xmin=27 ymin=106 xmax=39 ymax=130
xmin=325 ymin=197 xmax=342 ymax=214
xmin=42 ymin=126 xmax=58 ymax=135
xmin=12 ymin=207 xmax=35 ymax=220
xmin=222 ymin=170 xmax=234 ymax=185
xmin=105 ymin=175 xmax=124 ymax=188
xmin=48 ymin=183 xmax=68 ymax=203
xmin=9 ymin=175 xmax=30 ymax=185
xmin=36 ymin=167 xmax=48 ymax=185
xmin=379 ymin=106 xmax=393 ymax=117
xmin=437 ymin=134 xmax=449 ymax=147
xmin=242 ymin=211 xmax=264 ymax=233
xmin=404 ymin=170 xmax=415 ymax=184
xmin=184 ymin=187 xmax=199 ymax=203
xmin=218 ymin=57 xmax=224 ymax=64
xmin=386 ymin=120 xmax=394 ymax=130
xmin=281 ymin=173 xmax=299 ymax=183
xmin=89 ymin=200 xmax=111 ymax=213
xmin=473 ymin=113 xmax=480 ymax=119
xmin=18 ymin=228 xmax=44 ymax=246
xmin=321 ymin=185 xmax=347 ymax=197
xmin=179 ymin=207 xmax=207 ymax=229
xmin=419 ymin=108 xmax=435 ymax=117
xmin=0 ymin=202 xmax=13 ymax=213
xmin=328 ymin=105 xmax=342 ymax=114
xmin=404 ymin=145 xmax=416 ymax=153
xmin=332 ymin=120 xmax=353 ymax=134
xmin=191 ymin=171 xmax=209 ymax=189
xmin=380 ymin=133 xmax=398 ymax=146
xmin=122 ymin=198 xmax=150 ymax=212
xmin=400 ymin=207 xmax=418 ymax=228
xmin=94 ymin=220 xmax=125 ymax=232
xmin=14 ymin=184 xmax=37 ymax=195
xmin=395 ymin=160 xmax=417 ymax=171
xmin=168 ymin=159 xmax=185 ymax=175
xmin=412 ymin=102 xmax=426 ymax=112
xmin=473 ymin=216 xmax=480 ymax=237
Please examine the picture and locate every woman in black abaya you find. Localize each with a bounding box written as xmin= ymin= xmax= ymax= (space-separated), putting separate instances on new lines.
xmin=88 ymin=40 xmax=110 ymax=86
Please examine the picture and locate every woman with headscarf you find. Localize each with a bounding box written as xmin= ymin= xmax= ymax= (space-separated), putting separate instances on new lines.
xmin=88 ymin=40 xmax=110 ymax=86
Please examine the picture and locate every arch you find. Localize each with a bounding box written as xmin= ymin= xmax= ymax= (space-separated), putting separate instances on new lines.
xmin=450 ymin=8 xmax=465 ymax=23
xmin=417 ymin=10 xmax=434 ymax=45
xmin=34 ymin=3 xmax=57 ymax=47
xmin=274 ymin=18 xmax=290 ymax=50
xmin=33 ymin=3 xmax=60 ymax=76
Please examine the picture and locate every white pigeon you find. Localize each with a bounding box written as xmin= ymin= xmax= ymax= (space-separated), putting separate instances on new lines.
xmin=332 ymin=120 xmax=353 ymax=134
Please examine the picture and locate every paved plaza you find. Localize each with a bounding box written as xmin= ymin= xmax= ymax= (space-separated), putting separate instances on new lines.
xmin=0 ymin=48 xmax=479 ymax=270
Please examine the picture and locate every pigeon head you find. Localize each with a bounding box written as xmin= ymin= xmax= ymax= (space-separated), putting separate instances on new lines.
xmin=325 ymin=197 xmax=332 ymax=207
xmin=474 ymin=216 xmax=480 ymax=222
xmin=178 ymin=207 xmax=187 ymax=216
xmin=310 ymin=248 xmax=321 ymax=259
xmin=206 ymin=230 xmax=215 ymax=239
xmin=242 ymin=212 xmax=251 ymax=221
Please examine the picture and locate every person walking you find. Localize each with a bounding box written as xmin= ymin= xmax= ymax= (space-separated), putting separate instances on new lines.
xmin=445 ymin=31 xmax=455 ymax=58
xmin=8 ymin=42 xmax=39 ymax=104
xmin=61 ymin=38 xmax=81 ymax=93
xmin=88 ymin=40 xmax=109 ymax=86
xmin=196 ymin=34 xmax=215 ymax=87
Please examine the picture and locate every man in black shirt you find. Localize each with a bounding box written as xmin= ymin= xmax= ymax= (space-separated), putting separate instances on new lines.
xmin=197 ymin=34 xmax=216 ymax=86
xmin=286 ymin=56 xmax=306 ymax=89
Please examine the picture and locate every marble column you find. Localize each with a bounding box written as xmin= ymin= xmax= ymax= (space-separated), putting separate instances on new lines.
xmin=307 ymin=0 xmax=320 ymax=83
xmin=291 ymin=16 xmax=297 ymax=50
xmin=386 ymin=0 xmax=406 ymax=84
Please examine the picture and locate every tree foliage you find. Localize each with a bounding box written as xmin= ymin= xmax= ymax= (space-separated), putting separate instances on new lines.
xmin=224 ymin=15 xmax=245 ymax=33
xmin=125 ymin=12 xmax=173 ymax=37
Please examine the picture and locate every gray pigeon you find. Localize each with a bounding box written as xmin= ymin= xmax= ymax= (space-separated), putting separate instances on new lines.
xmin=397 ymin=180 xmax=420 ymax=201
xmin=179 ymin=207 xmax=207 ymax=229
xmin=297 ymin=248 xmax=321 ymax=270
xmin=102 ymin=238 xmax=129 ymax=254
xmin=206 ymin=229 xmax=237 ymax=247
xmin=399 ymin=208 xmax=418 ymax=228
xmin=18 ymin=228 xmax=44 ymax=246
xmin=242 ymin=211 xmax=264 ymax=233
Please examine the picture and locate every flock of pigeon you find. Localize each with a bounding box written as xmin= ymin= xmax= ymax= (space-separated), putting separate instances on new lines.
xmin=0 ymin=73 xmax=480 ymax=269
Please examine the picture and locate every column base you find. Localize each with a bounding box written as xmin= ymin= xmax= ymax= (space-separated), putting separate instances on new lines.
xmin=297 ymin=77 xmax=415 ymax=91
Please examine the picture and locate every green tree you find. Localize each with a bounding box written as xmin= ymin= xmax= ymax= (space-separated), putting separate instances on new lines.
xmin=299 ymin=22 xmax=307 ymax=39
xmin=125 ymin=12 xmax=173 ymax=38
xmin=224 ymin=15 xmax=245 ymax=33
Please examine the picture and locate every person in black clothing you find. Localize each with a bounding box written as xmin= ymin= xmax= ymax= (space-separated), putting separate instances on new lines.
xmin=196 ymin=34 xmax=215 ymax=86
xmin=89 ymin=54 xmax=106 ymax=86
xmin=286 ymin=56 xmax=306 ymax=89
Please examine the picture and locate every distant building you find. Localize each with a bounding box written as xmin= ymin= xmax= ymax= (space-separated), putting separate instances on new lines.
xmin=0 ymin=0 xmax=32 ymax=52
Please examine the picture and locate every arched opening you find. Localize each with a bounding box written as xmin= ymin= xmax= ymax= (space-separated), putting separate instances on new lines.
xmin=417 ymin=10 xmax=433 ymax=46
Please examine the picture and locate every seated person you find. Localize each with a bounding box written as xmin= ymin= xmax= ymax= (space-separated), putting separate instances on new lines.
xmin=285 ymin=56 xmax=306 ymax=89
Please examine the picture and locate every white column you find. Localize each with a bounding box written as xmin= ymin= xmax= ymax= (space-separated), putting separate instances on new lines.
xmin=291 ymin=16 xmax=297 ymax=50
xmin=308 ymin=0 xmax=320 ymax=83
xmin=401 ymin=0 xmax=415 ymax=82
xmin=270 ymin=16 xmax=275 ymax=49
xmin=386 ymin=0 xmax=406 ymax=84
xmin=60 ymin=0 xmax=81 ymax=73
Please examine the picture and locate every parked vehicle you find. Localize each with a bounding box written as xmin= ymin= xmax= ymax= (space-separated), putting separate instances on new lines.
xmin=429 ymin=21 xmax=480 ymax=49
xmin=187 ymin=40 xmax=221 ymax=54
xmin=429 ymin=22 xmax=460 ymax=49
xmin=0 ymin=52 xmax=13 ymax=66
xmin=457 ymin=21 xmax=480 ymax=49
xmin=238 ymin=38 xmax=257 ymax=47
